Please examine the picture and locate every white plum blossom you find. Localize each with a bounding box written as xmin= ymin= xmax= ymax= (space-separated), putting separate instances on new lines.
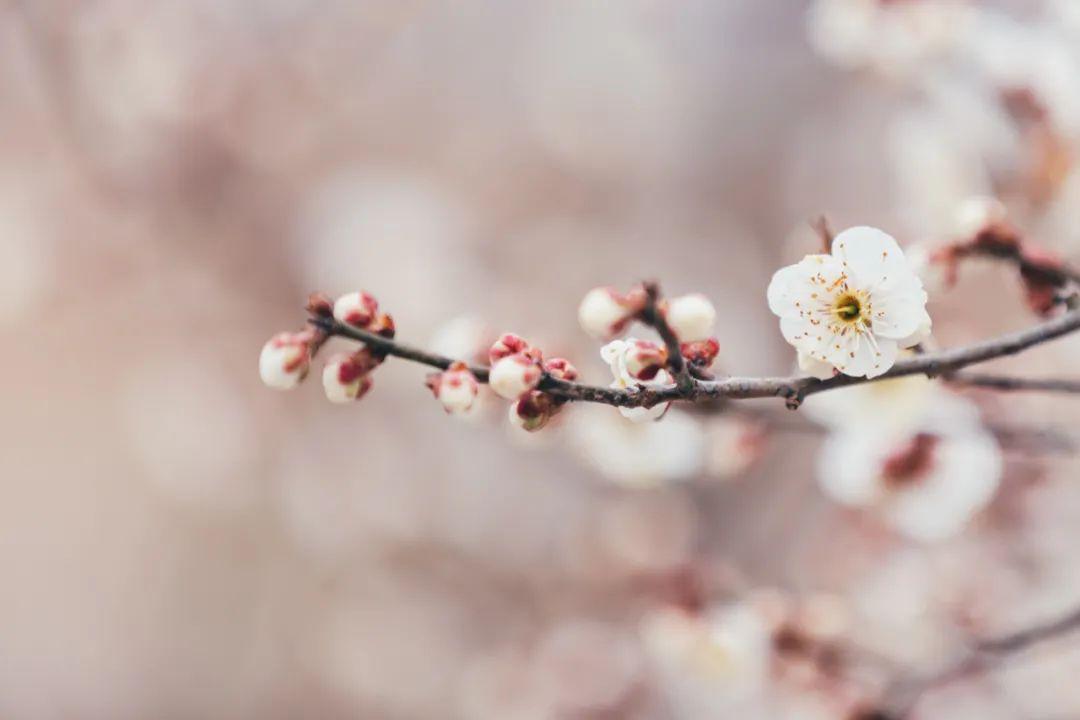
xmin=259 ymin=331 xmax=313 ymax=390
xmin=578 ymin=286 xmax=637 ymax=340
xmin=601 ymin=338 xmax=674 ymax=423
xmin=321 ymin=352 xmax=375 ymax=403
xmin=665 ymin=293 xmax=717 ymax=342
xmin=768 ymin=226 xmax=931 ymax=379
xmin=816 ymin=391 xmax=1002 ymax=542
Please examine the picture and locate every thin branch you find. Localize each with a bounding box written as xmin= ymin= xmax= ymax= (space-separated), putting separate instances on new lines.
xmin=946 ymin=372 xmax=1080 ymax=395
xmin=638 ymin=281 xmax=693 ymax=392
xmin=311 ymin=306 xmax=1080 ymax=409
xmin=881 ymin=602 xmax=1080 ymax=719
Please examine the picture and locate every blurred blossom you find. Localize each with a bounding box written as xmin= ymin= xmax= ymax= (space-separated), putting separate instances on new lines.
xmin=703 ymin=415 xmax=766 ymax=480
xmin=121 ymin=355 xmax=261 ymax=510
xmin=597 ymin=490 xmax=697 ymax=574
xmin=0 ymin=180 xmax=53 ymax=325
xmin=569 ymin=405 xmax=704 ymax=487
xmin=531 ymin=619 xmax=643 ymax=715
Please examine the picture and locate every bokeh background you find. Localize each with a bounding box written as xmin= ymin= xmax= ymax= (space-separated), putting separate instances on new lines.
xmin=4 ymin=0 xmax=1080 ymax=718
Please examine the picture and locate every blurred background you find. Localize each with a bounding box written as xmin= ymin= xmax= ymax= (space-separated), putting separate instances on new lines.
xmin=4 ymin=0 xmax=1080 ymax=717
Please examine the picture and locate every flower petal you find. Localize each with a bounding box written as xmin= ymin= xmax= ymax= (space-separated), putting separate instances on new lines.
xmin=832 ymin=226 xmax=908 ymax=288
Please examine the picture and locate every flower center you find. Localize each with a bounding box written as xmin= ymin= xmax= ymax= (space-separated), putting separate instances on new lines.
xmin=832 ymin=292 xmax=866 ymax=324
xmin=881 ymin=433 xmax=939 ymax=487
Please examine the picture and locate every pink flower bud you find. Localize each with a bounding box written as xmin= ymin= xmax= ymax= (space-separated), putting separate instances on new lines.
xmin=680 ymin=338 xmax=719 ymax=368
xmin=543 ymin=358 xmax=579 ymax=382
xmin=509 ymin=391 xmax=556 ymax=432
xmin=306 ymin=292 xmax=334 ymax=318
xmin=426 ymin=362 xmax=480 ymax=416
xmin=333 ymin=291 xmax=379 ymax=328
xmin=488 ymin=353 xmax=542 ymax=399
xmin=578 ymin=287 xmax=635 ymax=340
xmin=322 ymin=352 xmax=375 ymax=403
xmin=259 ymin=331 xmax=313 ymax=390
xmin=624 ymin=340 xmax=668 ymax=381
xmin=369 ymin=312 xmax=396 ymax=338
xmin=489 ymin=333 xmax=533 ymax=364
xmin=664 ymin=294 xmax=716 ymax=342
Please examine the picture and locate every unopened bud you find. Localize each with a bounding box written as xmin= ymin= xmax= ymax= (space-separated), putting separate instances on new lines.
xmin=489 ymin=333 xmax=533 ymax=364
xmin=333 ymin=291 xmax=380 ymax=328
xmin=259 ymin=331 xmax=313 ymax=390
xmin=306 ymin=292 xmax=334 ymax=317
xmin=322 ymin=352 xmax=375 ymax=403
xmin=664 ymin=294 xmax=716 ymax=342
xmin=578 ymin=287 xmax=635 ymax=340
xmin=624 ymin=340 xmax=668 ymax=380
xmin=543 ymin=357 xmax=579 ymax=381
xmin=426 ymin=362 xmax=480 ymax=416
xmin=509 ymin=391 xmax=556 ymax=432
xmin=489 ymin=354 xmax=542 ymax=399
xmin=681 ymin=338 xmax=719 ymax=368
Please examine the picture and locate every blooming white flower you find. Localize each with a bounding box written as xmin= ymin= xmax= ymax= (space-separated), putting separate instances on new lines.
xmin=570 ymin=404 xmax=704 ymax=487
xmin=768 ymin=226 xmax=931 ymax=379
xmin=489 ymin=354 xmax=542 ymax=400
xmin=601 ymin=338 xmax=674 ymax=422
xmin=578 ymin=286 xmax=636 ymax=340
xmin=332 ymin=290 xmax=379 ymax=328
xmin=321 ymin=353 xmax=375 ymax=403
xmin=427 ymin=362 xmax=480 ymax=416
xmin=259 ymin=331 xmax=313 ymax=390
xmin=816 ymin=391 xmax=1001 ymax=542
xmin=665 ymin=293 xmax=717 ymax=342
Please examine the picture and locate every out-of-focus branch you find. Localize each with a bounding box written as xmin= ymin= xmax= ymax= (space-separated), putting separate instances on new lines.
xmin=946 ymin=372 xmax=1080 ymax=395
xmin=876 ymin=602 xmax=1080 ymax=719
xmin=311 ymin=303 xmax=1080 ymax=410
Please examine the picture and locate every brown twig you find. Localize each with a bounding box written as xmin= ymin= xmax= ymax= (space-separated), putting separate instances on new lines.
xmin=946 ymin=372 xmax=1080 ymax=395
xmin=310 ymin=305 xmax=1080 ymax=410
xmin=638 ymin=281 xmax=693 ymax=392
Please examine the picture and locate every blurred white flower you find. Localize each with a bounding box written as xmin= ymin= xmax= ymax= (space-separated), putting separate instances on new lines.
xmin=665 ymin=293 xmax=717 ymax=342
xmin=570 ymin=405 xmax=703 ymax=487
xmin=703 ymin=416 xmax=766 ymax=480
xmin=768 ymin=227 xmax=930 ymax=379
xmin=426 ymin=363 xmax=480 ymax=417
xmin=600 ymin=338 xmax=674 ymax=422
xmin=808 ymin=0 xmax=971 ymax=75
xmin=817 ymin=392 xmax=1001 ymax=542
xmin=429 ymin=315 xmax=491 ymax=363
xmin=532 ymin=620 xmax=643 ymax=716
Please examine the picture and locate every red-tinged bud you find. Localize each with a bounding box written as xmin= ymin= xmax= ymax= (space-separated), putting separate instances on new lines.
xmin=489 ymin=333 xmax=532 ymax=364
xmin=259 ymin=330 xmax=314 ymax=390
xmin=333 ymin=291 xmax=380 ymax=328
xmin=543 ymin=357 xmax=579 ymax=382
xmin=369 ymin=312 xmax=396 ymax=338
xmin=1019 ymin=244 xmax=1066 ymax=316
xmin=681 ymin=338 xmax=720 ymax=368
xmin=509 ymin=390 xmax=556 ymax=432
xmin=624 ymin=339 xmax=668 ymax=381
xmin=322 ymin=352 xmax=376 ymax=403
xmin=426 ymin=361 xmax=480 ymax=416
xmin=306 ymin=292 xmax=334 ymax=318
xmin=489 ymin=353 xmax=542 ymax=399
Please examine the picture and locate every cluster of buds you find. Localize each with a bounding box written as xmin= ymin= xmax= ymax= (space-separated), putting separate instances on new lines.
xmin=484 ymin=333 xmax=579 ymax=432
xmin=578 ymin=284 xmax=720 ymax=349
xmin=259 ymin=290 xmax=393 ymax=403
xmin=926 ymin=197 xmax=1072 ymax=316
